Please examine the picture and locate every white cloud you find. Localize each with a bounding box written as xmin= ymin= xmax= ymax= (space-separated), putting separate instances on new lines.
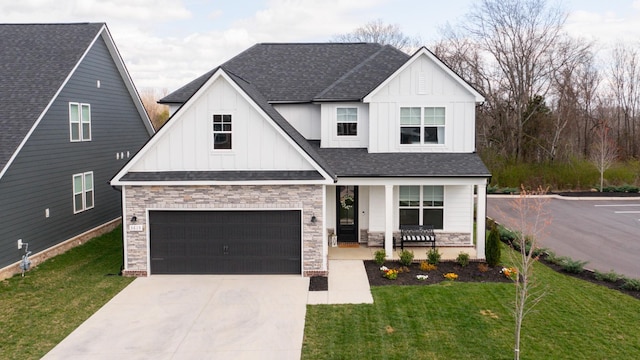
xmin=566 ymin=8 xmax=640 ymax=51
xmin=0 ymin=0 xmax=190 ymax=24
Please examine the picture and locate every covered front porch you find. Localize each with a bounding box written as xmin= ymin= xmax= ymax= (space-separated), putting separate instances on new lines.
xmin=324 ymin=178 xmax=487 ymax=260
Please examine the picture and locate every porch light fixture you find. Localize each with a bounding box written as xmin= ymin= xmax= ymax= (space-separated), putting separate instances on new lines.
xmin=130 ymin=215 xmax=137 ymax=223
xmin=310 ymin=215 xmax=317 ymax=223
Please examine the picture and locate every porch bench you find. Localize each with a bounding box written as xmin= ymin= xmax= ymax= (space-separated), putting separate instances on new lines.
xmin=396 ymin=225 xmax=436 ymax=250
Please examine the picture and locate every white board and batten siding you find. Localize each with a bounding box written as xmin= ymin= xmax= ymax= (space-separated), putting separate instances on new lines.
xmin=320 ymin=103 xmax=369 ymax=148
xmin=443 ymin=185 xmax=473 ymax=233
xmin=366 ymin=54 xmax=477 ymax=153
xmin=273 ymin=104 xmax=321 ymax=140
xmin=364 ymin=184 xmax=473 ymax=233
xmin=131 ymin=76 xmax=315 ymax=172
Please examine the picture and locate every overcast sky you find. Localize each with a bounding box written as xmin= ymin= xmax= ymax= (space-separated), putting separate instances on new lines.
xmin=2 ymin=0 xmax=639 ymax=92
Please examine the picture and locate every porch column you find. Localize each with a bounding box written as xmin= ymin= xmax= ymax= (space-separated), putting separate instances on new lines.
xmin=476 ymin=182 xmax=487 ymax=259
xmin=384 ymin=184 xmax=394 ymax=258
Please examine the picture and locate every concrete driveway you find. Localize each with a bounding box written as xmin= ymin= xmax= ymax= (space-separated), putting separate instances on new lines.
xmin=488 ymin=196 xmax=640 ymax=279
xmin=42 ymin=275 xmax=309 ymax=360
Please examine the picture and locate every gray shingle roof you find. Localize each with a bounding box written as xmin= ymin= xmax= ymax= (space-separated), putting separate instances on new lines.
xmin=0 ymin=23 xmax=104 ymax=173
xmin=309 ymin=141 xmax=490 ymax=177
xmin=159 ymin=43 xmax=409 ymax=104
xmin=121 ymin=170 xmax=324 ymax=182
xmin=153 ymin=43 xmax=489 ymax=181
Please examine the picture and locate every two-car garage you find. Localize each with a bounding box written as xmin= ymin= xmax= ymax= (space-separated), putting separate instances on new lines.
xmin=148 ymin=210 xmax=302 ymax=275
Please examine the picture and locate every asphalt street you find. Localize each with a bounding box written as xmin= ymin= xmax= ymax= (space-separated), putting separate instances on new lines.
xmin=487 ymin=196 xmax=640 ymax=279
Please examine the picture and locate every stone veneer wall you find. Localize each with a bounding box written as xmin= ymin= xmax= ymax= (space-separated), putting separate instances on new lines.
xmin=123 ymin=185 xmax=324 ymax=277
xmin=367 ymin=230 xmax=471 ymax=247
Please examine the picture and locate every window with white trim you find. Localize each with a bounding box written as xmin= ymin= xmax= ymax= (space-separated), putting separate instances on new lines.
xmin=399 ymin=185 xmax=443 ymax=229
xmin=337 ymin=107 xmax=357 ymax=136
xmin=212 ymin=114 xmax=232 ymax=150
xmin=73 ymin=172 xmax=94 ymax=213
xmin=400 ymin=107 xmax=445 ymax=145
xmin=69 ymin=103 xmax=91 ymax=141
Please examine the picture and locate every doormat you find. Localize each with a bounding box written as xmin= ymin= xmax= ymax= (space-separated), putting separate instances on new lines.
xmin=337 ymin=242 xmax=360 ymax=248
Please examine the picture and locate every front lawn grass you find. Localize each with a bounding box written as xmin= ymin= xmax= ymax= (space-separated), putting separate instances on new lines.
xmin=303 ymin=260 xmax=640 ymax=359
xmin=0 ymin=226 xmax=133 ymax=360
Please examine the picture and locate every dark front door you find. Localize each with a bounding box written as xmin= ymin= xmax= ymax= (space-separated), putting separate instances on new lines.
xmin=336 ymin=186 xmax=358 ymax=242
xmin=149 ymin=210 xmax=301 ymax=274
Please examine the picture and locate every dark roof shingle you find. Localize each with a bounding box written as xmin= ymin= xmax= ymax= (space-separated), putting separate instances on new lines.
xmin=310 ymin=141 xmax=490 ymax=177
xmin=0 ymin=23 xmax=104 ymax=172
xmin=160 ymin=43 xmax=410 ymax=104
xmin=121 ymin=170 xmax=324 ymax=182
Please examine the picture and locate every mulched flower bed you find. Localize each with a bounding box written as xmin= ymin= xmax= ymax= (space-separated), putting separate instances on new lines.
xmin=365 ymin=260 xmax=512 ymax=286
xmin=364 ymin=258 xmax=640 ymax=301
xmin=537 ymin=256 xmax=640 ymax=300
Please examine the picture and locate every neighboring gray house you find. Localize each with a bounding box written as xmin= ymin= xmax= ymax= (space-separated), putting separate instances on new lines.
xmin=111 ymin=43 xmax=490 ymax=277
xmin=0 ymin=23 xmax=154 ymax=278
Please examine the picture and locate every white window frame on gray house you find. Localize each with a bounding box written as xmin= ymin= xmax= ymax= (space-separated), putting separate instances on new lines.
xmin=73 ymin=171 xmax=94 ymax=213
xmin=212 ymin=114 xmax=232 ymax=150
xmin=336 ymin=107 xmax=358 ymax=136
xmin=399 ymin=185 xmax=444 ymax=229
xmin=69 ymin=102 xmax=91 ymax=142
xmin=400 ymin=106 xmax=445 ymax=145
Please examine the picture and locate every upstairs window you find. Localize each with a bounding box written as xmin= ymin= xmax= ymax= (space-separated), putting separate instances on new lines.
xmin=69 ymin=103 xmax=91 ymax=141
xmin=399 ymin=185 xmax=444 ymax=229
xmin=73 ymin=171 xmax=94 ymax=213
xmin=337 ymin=107 xmax=358 ymax=136
xmin=212 ymin=114 xmax=232 ymax=150
xmin=400 ymin=107 xmax=445 ymax=145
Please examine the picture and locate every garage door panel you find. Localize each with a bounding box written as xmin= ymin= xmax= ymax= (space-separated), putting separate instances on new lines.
xmin=149 ymin=210 xmax=301 ymax=274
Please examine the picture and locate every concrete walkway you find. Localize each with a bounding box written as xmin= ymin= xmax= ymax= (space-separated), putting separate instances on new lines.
xmin=307 ymin=259 xmax=373 ymax=305
xmin=43 ymin=275 xmax=309 ymax=360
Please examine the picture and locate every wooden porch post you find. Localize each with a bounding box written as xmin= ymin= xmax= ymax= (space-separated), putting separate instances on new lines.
xmin=385 ymin=184 xmax=394 ymax=258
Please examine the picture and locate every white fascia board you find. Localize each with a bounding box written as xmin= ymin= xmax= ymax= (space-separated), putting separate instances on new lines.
xmin=99 ymin=25 xmax=155 ymax=136
xmin=363 ymin=47 xmax=485 ymax=104
xmin=0 ymin=27 xmax=102 ymax=181
xmin=335 ymin=177 xmax=488 ymax=186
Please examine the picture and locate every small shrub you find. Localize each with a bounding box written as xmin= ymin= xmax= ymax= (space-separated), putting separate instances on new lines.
xmin=498 ymin=225 xmax=518 ymax=243
xmin=621 ymin=278 xmax=640 ymax=291
xmin=399 ymin=250 xmax=414 ymax=266
xmin=456 ymin=252 xmax=470 ymax=267
xmin=420 ymin=261 xmax=437 ymax=271
xmin=594 ymin=270 xmax=621 ymax=283
xmin=544 ymin=251 xmax=566 ymax=265
xmin=427 ymin=248 xmax=441 ymax=265
xmin=443 ymin=272 xmax=458 ymax=281
xmin=477 ymin=263 xmax=489 ymax=273
xmin=560 ymin=258 xmax=589 ymax=273
xmin=486 ymin=225 xmax=501 ymax=267
xmin=397 ymin=266 xmax=410 ymax=273
xmin=374 ymin=249 xmax=386 ymax=265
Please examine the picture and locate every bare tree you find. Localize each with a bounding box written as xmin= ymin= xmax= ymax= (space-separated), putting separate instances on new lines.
xmin=140 ymin=88 xmax=170 ymax=130
xmin=333 ymin=19 xmax=421 ymax=53
xmin=453 ymin=0 xmax=591 ymax=161
xmin=590 ymin=120 xmax=618 ymax=192
xmin=608 ymin=43 xmax=640 ymax=158
xmin=507 ymin=186 xmax=551 ymax=360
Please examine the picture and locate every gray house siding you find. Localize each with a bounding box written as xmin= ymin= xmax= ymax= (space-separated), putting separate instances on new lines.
xmin=0 ymin=35 xmax=150 ymax=269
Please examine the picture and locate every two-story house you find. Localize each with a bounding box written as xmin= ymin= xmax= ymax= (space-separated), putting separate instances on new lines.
xmin=0 ymin=23 xmax=154 ymax=279
xmin=110 ymin=43 xmax=490 ymax=277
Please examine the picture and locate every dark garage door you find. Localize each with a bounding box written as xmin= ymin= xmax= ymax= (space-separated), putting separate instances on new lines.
xmin=149 ymin=210 xmax=301 ymax=274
